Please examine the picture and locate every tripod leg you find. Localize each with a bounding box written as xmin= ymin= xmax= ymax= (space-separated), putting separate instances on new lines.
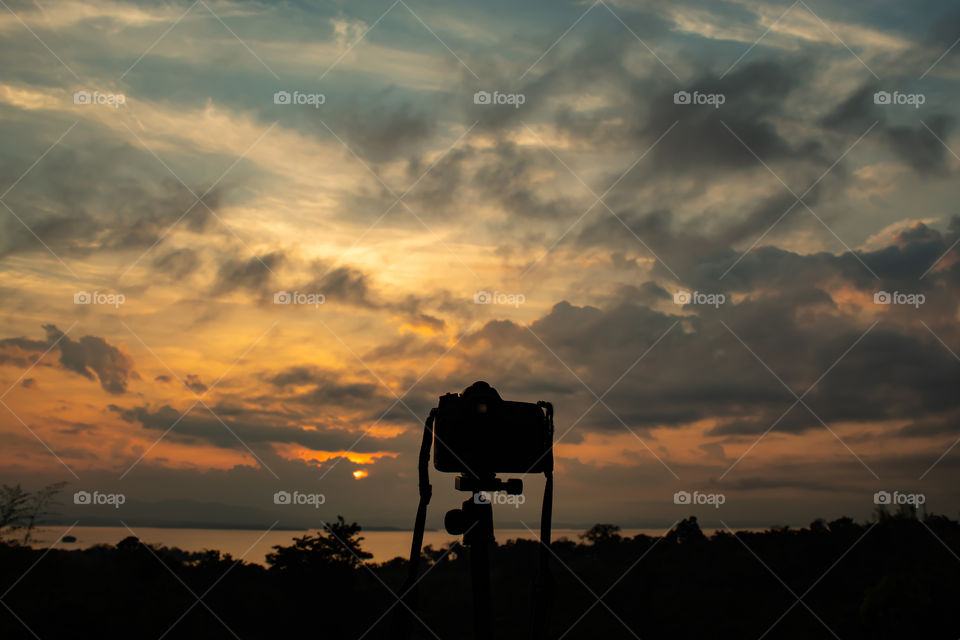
xmin=464 ymin=493 xmax=495 ymax=640
xmin=470 ymin=537 xmax=493 ymax=640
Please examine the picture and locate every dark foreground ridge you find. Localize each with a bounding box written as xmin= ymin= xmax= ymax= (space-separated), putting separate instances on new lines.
xmin=1 ymin=510 xmax=957 ymax=639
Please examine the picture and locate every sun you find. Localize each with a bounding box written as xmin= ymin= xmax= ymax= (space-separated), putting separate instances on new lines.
xmin=352 ymin=469 xmax=369 ymax=479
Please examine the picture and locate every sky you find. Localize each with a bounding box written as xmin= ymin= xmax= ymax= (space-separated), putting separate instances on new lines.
xmin=1 ymin=0 xmax=959 ymax=533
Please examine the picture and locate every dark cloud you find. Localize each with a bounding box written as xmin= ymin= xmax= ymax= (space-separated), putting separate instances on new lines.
xmin=153 ymin=248 xmax=201 ymax=280
xmin=0 ymin=335 xmax=50 ymax=368
xmin=449 ymin=219 xmax=960 ymax=440
xmin=325 ymin=96 xmax=435 ymax=164
xmin=0 ymin=134 xmax=225 ymax=261
xmin=209 ymin=251 xmax=284 ymax=296
xmin=470 ymin=142 xmax=580 ymax=221
xmin=0 ymin=325 xmax=137 ymax=394
xmin=641 ymin=60 xmax=822 ymax=174
xmin=184 ymin=374 xmax=207 ymax=394
xmin=262 ymin=365 xmax=394 ymax=412
xmin=44 ymin=325 xmax=138 ymax=394
xmin=883 ymin=115 xmax=955 ymax=175
xmin=112 ymin=403 xmax=400 ymax=454
xmin=820 ymin=82 xmax=956 ymax=174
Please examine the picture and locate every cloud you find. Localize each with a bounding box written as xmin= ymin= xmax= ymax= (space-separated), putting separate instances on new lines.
xmin=209 ymin=251 xmax=284 ymax=296
xmin=0 ymin=131 xmax=226 ymax=261
xmin=0 ymin=325 xmax=137 ymax=394
xmin=452 ymin=219 xmax=960 ymax=441
xmin=112 ymin=403 xmax=401 ymax=454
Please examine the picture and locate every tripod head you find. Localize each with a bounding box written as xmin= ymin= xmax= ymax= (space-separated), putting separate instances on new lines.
xmin=444 ymin=475 xmax=523 ymax=544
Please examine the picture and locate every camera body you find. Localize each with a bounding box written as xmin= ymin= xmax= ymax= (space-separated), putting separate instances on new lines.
xmin=433 ymin=381 xmax=553 ymax=475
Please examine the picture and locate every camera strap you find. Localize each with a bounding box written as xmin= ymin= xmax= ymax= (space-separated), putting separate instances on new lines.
xmin=404 ymin=408 xmax=435 ymax=587
xmin=393 ymin=408 xmax=436 ymax=638
xmin=531 ymin=401 xmax=555 ymax=640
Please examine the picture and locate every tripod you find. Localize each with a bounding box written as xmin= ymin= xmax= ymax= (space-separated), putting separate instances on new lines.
xmin=395 ymin=404 xmax=554 ymax=640
xmin=444 ymin=475 xmax=524 ymax=640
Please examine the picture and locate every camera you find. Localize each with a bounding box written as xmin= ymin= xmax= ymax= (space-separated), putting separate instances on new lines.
xmin=433 ymin=381 xmax=553 ymax=474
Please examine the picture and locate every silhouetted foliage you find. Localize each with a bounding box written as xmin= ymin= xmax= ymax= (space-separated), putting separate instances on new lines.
xmin=0 ymin=482 xmax=67 ymax=544
xmin=266 ymin=516 xmax=372 ymax=572
xmin=1 ymin=509 xmax=958 ymax=639
xmin=579 ymin=523 xmax=621 ymax=546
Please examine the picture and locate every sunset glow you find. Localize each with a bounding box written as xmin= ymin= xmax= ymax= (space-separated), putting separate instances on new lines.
xmin=0 ymin=0 xmax=957 ymax=537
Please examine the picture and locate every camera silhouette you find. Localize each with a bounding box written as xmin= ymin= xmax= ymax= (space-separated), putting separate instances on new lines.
xmin=73 ymin=90 xmax=91 ymax=105
xmin=673 ymin=91 xmax=691 ymax=105
xmin=673 ymin=290 xmax=692 ymax=305
xmin=474 ymin=91 xmax=491 ymax=105
xmin=873 ymin=291 xmax=891 ymax=304
xmin=74 ymin=291 xmax=92 ymax=304
xmin=873 ymin=490 xmax=891 ymax=505
xmin=873 ymin=91 xmax=891 ymax=105
xmin=673 ymin=490 xmax=691 ymax=504
xmin=274 ymin=291 xmax=292 ymax=304
xmin=74 ymin=490 xmax=92 ymax=505
xmin=474 ymin=290 xmax=492 ymax=304
xmin=274 ymin=91 xmax=291 ymax=105
xmin=274 ymin=490 xmax=292 ymax=505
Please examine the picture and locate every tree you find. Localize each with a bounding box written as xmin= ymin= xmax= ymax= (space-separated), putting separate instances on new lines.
xmin=266 ymin=516 xmax=372 ymax=572
xmin=21 ymin=481 xmax=68 ymax=545
xmin=0 ymin=484 xmax=30 ymax=542
xmin=674 ymin=516 xmax=707 ymax=544
xmin=0 ymin=482 xmax=68 ymax=544
xmin=580 ymin=523 xmax=622 ymax=546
